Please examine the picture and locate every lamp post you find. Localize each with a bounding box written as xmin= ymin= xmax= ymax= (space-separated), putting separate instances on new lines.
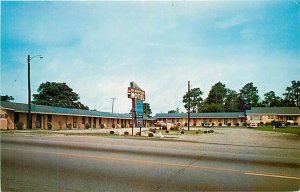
xmin=27 ymin=54 xmax=43 ymax=129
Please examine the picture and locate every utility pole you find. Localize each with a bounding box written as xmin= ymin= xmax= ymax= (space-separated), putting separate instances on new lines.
xmin=28 ymin=55 xmax=32 ymax=129
xmin=27 ymin=54 xmax=43 ymax=129
xmin=110 ymin=97 xmax=116 ymax=113
xmin=188 ymin=81 xmax=190 ymax=131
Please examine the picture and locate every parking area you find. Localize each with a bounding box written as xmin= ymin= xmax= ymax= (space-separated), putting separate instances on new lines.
xmin=48 ymin=126 xmax=300 ymax=149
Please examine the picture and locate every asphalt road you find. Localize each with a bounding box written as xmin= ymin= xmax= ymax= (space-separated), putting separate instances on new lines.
xmin=1 ymin=135 xmax=300 ymax=191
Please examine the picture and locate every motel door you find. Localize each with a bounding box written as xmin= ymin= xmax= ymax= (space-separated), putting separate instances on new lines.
xmin=36 ymin=114 xmax=42 ymax=128
xmin=14 ymin=112 xmax=20 ymax=129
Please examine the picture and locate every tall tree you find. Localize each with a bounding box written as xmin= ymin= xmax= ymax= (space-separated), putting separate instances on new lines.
xmin=33 ymin=82 xmax=89 ymax=110
xmin=183 ymin=88 xmax=203 ymax=113
xmin=283 ymin=80 xmax=300 ymax=107
xmin=1 ymin=95 xmax=14 ymax=102
xmin=143 ymin=103 xmax=152 ymax=117
xmin=224 ymin=89 xmax=239 ymax=112
xmin=239 ymin=82 xmax=260 ymax=110
xmin=262 ymin=91 xmax=283 ymax=107
xmin=205 ymin=82 xmax=227 ymax=105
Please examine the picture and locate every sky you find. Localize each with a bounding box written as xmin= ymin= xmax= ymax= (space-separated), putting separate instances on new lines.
xmin=1 ymin=1 xmax=300 ymax=114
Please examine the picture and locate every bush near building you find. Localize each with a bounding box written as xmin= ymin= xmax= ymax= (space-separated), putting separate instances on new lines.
xmin=16 ymin=122 xmax=24 ymax=130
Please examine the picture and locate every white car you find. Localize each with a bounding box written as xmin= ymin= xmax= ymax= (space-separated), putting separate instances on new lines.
xmin=248 ymin=122 xmax=257 ymax=128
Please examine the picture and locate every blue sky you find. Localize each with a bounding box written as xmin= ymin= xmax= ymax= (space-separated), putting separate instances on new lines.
xmin=1 ymin=1 xmax=300 ymax=114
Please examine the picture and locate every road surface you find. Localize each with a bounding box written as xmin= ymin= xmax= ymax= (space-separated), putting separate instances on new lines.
xmin=1 ymin=134 xmax=300 ymax=191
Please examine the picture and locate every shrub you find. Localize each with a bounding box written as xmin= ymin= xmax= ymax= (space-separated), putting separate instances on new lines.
xmin=16 ymin=122 xmax=24 ymax=130
xmin=204 ymin=131 xmax=207 ymax=134
xmin=67 ymin=123 xmax=72 ymax=129
xmin=148 ymin=133 xmax=154 ymax=137
xmin=84 ymin=123 xmax=90 ymax=129
xmin=265 ymin=122 xmax=271 ymax=126
xmin=293 ymin=122 xmax=298 ymax=126
xmin=243 ymin=123 xmax=247 ymax=126
xmin=112 ymin=123 xmax=115 ymax=128
xmin=124 ymin=131 xmax=129 ymax=135
xmin=196 ymin=131 xmax=199 ymax=134
xmin=173 ymin=126 xmax=179 ymax=131
xmin=110 ymin=131 xmax=114 ymax=134
xmin=208 ymin=130 xmax=211 ymax=133
xmin=162 ymin=126 xmax=167 ymax=130
xmin=170 ymin=127 xmax=174 ymax=131
xmin=193 ymin=123 xmax=196 ymax=126
xmin=100 ymin=123 xmax=104 ymax=128
xmin=136 ymin=132 xmax=141 ymax=136
xmin=218 ymin=122 xmax=222 ymax=126
xmin=47 ymin=123 xmax=52 ymax=130
xmin=287 ymin=122 xmax=291 ymax=126
xmin=235 ymin=123 xmax=239 ymax=126
xmin=166 ymin=130 xmax=169 ymax=133
xmin=227 ymin=123 xmax=231 ymax=126
xmin=201 ymin=123 xmax=205 ymax=127
xmin=181 ymin=131 xmax=184 ymax=134
xmin=259 ymin=122 xmax=264 ymax=126
xmin=121 ymin=124 xmax=125 ymax=128
xmin=210 ymin=130 xmax=214 ymax=133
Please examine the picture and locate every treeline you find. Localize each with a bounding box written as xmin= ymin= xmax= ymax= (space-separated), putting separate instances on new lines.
xmin=172 ymin=80 xmax=299 ymax=113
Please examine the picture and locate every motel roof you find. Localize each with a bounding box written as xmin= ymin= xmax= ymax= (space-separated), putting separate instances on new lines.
xmin=154 ymin=112 xmax=245 ymax=118
xmin=246 ymin=107 xmax=300 ymax=115
xmin=0 ymin=101 xmax=133 ymax=119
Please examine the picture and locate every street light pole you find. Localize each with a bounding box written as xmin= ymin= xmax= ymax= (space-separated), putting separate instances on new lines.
xmin=27 ymin=54 xmax=43 ymax=129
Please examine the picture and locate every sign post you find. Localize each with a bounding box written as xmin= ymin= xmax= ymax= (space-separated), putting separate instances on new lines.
xmin=127 ymin=82 xmax=145 ymax=136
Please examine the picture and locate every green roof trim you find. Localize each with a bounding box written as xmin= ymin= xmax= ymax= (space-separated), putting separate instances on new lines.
xmin=0 ymin=101 xmax=132 ymax=119
xmin=154 ymin=112 xmax=245 ymax=118
xmin=246 ymin=107 xmax=300 ymax=115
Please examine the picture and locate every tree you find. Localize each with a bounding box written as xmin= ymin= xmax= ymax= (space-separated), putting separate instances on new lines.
xmin=283 ymin=80 xmax=300 ymax=107
xmin=33 ymin=82 xmax=89 ymax=110
xmin=183 ymin=88 xmax=203 ymax=113
xmin=1 ymin=95 xmax=14 ymax=102
xmin=143 ymin=102 xmax=152 ymax=117
xmin=224 ymin=89 xmax=239 ymax=112
xmin=205 ymin=82 xmax=227 ymax=105
xmin=262 ymin=91 xmax=283 ymax=107
xmin=200 ymin=82 xmax=227 ymax=112
xmin=239 ymin=82 xmax=260 ymax=110
xmin=168 ymin=107 xmax=179 ymax=113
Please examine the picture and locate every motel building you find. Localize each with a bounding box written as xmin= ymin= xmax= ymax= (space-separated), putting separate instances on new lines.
xmin=0 ymin=101 xmax=152 ymax=130
xmin=154 ymin=112 xmax=246 ymax=126
xmin=246 ymin=107 xmax=300 ymax=125
xmin=0 ymin=101 xmax=300 ymax=130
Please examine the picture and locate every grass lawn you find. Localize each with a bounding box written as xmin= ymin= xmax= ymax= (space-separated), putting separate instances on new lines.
xmin=254 ymin=126 xmax=300 ymax=135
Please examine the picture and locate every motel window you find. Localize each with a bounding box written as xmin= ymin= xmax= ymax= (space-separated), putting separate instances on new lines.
xmin=99 ymin=118 xmax=102 ymax=125
xmin=268 ymin=115 xmax=275 ymax=119
xmin=47 ymin=115 xmax=52 ymax=123
xmin=82 ymin=117 xmax=85 ymax=124
xmin=117 ymin=119 xmax=119 ymax=124
xmin=250 ymin=116 xmax=262 ymax=121
xmin=112 ymin=119 xmax=115 ymax=124
xmin=233 ymin=119 xmax=237 ymax=124
xmin=224 ymin=119 xmax=228 ymax=125
xmin=73 ymin=116 xmax=77 ymax=128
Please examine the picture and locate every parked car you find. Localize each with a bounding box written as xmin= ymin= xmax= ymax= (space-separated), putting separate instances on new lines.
xmin=248 ymin=122 xmax=257 ymax=128
xmin=154 ymin=121 xmax=165 ymax=127
xmin=203 ymin=123 xmax=213 ymax=128
xmin=275 ymin=121 xmax=286 ymax=128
